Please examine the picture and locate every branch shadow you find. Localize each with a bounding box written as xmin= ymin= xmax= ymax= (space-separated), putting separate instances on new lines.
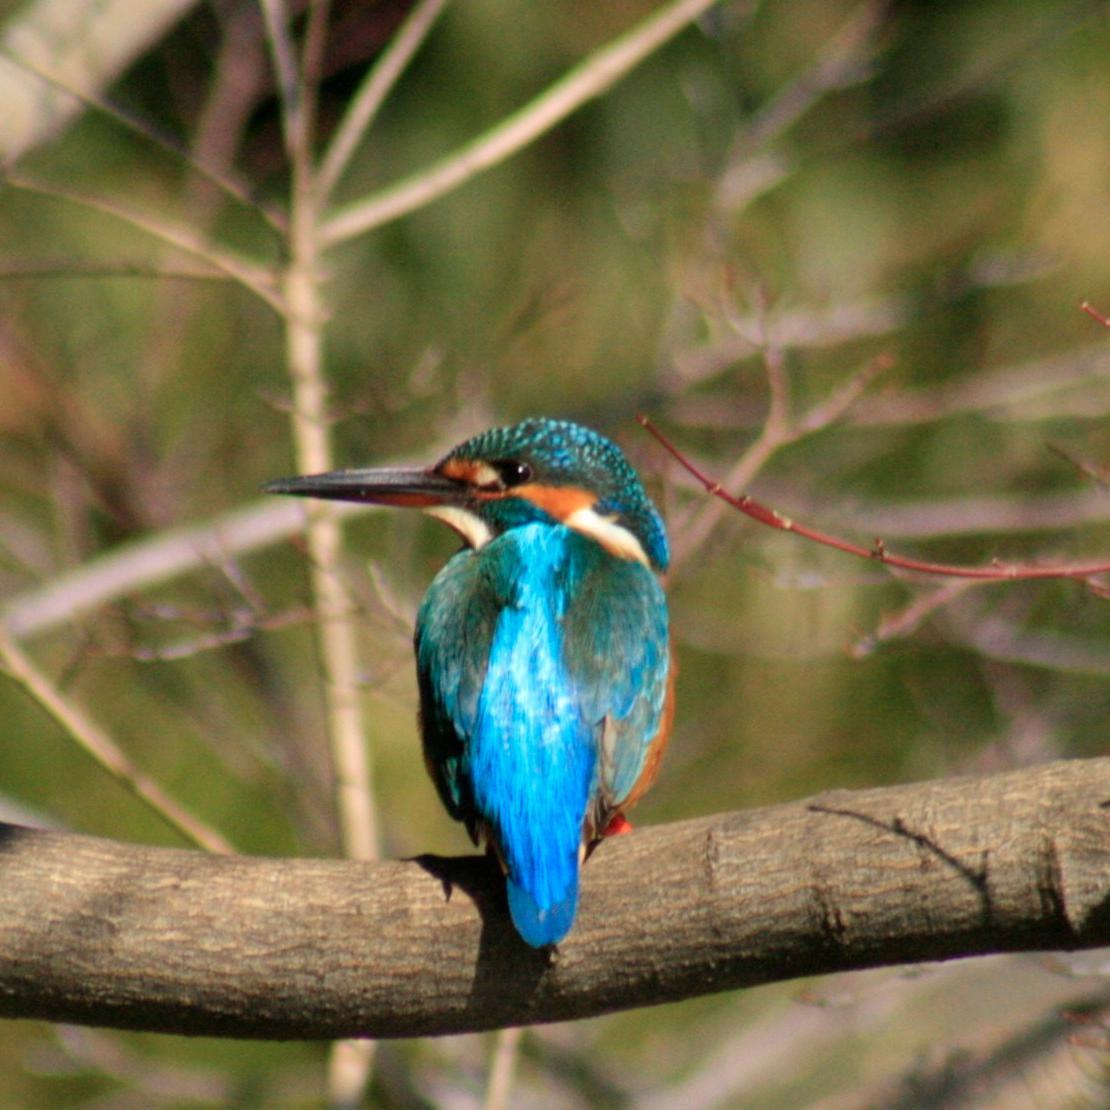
xmin=411 ymin=853 xmax=554 ymax=1023
xmin=807 ymin=803 xmax=995 ymax=925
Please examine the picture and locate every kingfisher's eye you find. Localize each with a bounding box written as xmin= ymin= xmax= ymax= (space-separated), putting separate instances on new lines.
xmin=492 ymin=459 xmax=533 ymax=488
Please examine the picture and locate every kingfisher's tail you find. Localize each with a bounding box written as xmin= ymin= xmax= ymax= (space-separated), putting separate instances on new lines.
xmin=506 ymin=866 xmax=579 ymax=948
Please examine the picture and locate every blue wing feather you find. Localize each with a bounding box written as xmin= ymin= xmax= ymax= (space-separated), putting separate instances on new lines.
xmin=562 ymin=551 xmax=670 ymax=809
xmin=415 ymin=522 xmax=669 ymax=947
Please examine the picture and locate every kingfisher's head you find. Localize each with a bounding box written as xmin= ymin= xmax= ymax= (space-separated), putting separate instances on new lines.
xmin=266 ymin=418 xmax=669 ymax=572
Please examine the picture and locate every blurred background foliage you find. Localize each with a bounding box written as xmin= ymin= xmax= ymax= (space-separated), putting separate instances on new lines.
xmin=0 ymin=0 xmax=1107 ymax=1105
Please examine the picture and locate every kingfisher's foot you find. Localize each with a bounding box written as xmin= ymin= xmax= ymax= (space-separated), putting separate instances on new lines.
xmin=601 ymin=813 xmax=633 ymax=837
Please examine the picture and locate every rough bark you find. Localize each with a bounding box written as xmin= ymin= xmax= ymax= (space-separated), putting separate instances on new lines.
xmin=0 ymin=758 xmax=1106 ymax=1040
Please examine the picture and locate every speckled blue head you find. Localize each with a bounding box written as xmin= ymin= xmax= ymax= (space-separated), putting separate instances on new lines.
xmin=437 ymin=418 xmax=670 ymax=573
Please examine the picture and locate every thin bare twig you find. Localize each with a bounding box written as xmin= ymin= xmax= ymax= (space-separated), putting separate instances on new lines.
xmin=0 ymin=498 xmax=367 ymax=640
xmin=712 ymin=1 xmax=885 ymax=215
xmin=0 ymin=623 xmax=232 ymax=853
xmin=2 ymin=172 xmax=283 ymax=311
xmin=743 ymin=1 xmax=885 ymax=152
xmin=796 ymin=353 xmax=896 ymax=435
xmin=120 ymin=606 xmax=312 ymax=663
xmin=850 ymin=580 xmax=980 ymax=658
xmin=258 ymin=0 xmax=302 ymax=162
xmin=1046 ymin=444 xmax=1109 ymax=491
xmin=0 ymin=46 xmax=285 ymax=233
xmin=316 ymin=0 xmax=450 ymax=202
xmin=0 ymin=260 xmax=229 ymax=280
xmin=320 ymin=0 xmax=741 ymax=247
xmin=484 ymin=1027 xmax=524 ymax=1110
xmin=944 ymin=600 xmax=1110 ymax=675
xmin=670 ymin=252 xmax=1060 ymax=390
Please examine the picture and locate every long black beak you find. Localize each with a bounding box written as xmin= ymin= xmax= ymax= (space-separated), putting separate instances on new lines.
xmin=263 ymin=466 xmax=467 ymax=508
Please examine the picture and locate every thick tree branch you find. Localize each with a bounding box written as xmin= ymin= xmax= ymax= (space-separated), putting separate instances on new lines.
xmin=0 ymin=758 xmax=1106 ymax=1040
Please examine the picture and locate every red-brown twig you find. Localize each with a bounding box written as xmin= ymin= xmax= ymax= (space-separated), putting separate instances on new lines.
xmin=1080 ymin=300 xmax=1110 ymax=328
xmin=638 ymin=416 xmax=1110 ymax=586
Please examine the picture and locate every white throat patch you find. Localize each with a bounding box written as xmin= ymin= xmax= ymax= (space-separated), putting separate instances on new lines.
xmin=564 ymin=506 xmax=650 ymax=566
xmin=424 ymin=505 xmax=492 ymax=550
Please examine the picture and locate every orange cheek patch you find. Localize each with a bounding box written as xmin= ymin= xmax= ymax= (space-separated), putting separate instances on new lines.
xmin=513 ymin=484 xmax=595 ymax=520
xmin=439 ymin=459 xmax=479 ymax=482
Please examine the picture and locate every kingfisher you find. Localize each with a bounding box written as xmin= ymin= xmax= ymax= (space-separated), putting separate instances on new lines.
xmin=266 ymin=418 xmax=673 ymax=947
